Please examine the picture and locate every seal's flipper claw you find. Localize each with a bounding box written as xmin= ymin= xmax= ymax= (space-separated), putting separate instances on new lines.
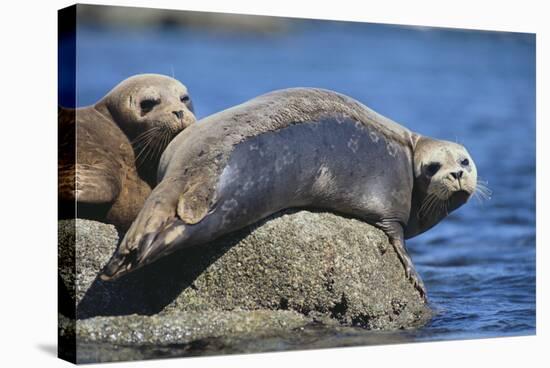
xmin=99 ymin=248 xmax=139 ymax=281
xmin=409 ymin=268 xmax=428 ymax=302
xmin=99 ymin=217 xmax=189 ymax=281
xmin=136 ymin=219 xmax=188 ymax=267
xmin=400 ymin=251 xmax=427 ymax=301
xmin=99 ymin=228 xmax=165 ymax=281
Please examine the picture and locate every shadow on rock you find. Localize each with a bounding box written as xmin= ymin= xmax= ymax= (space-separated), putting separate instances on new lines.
xmin=76 ymin=231 xmax=246 ymax=319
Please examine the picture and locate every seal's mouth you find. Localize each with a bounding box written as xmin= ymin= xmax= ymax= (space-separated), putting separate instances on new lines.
xmin=452 ymin=189 xmax=471 ymax=201
xmin=448 ymin=190 xmax=471 ymax=212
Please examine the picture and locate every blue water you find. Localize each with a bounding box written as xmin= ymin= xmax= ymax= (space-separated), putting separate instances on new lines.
xmin=68 ymin=18 xmax=535 ymax=351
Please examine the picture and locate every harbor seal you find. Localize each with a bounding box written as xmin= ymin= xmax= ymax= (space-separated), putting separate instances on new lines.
xmin=100 ymin=88 xmax=478 ymax=298
xmin=58 ymin=74 xmax=196 ymax=230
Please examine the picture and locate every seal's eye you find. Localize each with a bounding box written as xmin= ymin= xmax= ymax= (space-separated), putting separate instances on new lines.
xmin=181 ymin=95 xmax=194 ymax=113
xmin=461 ymin=158 xmax=470 ymax=166
xmin=140 ymin=98 xmax=160 ymax=114
xmin=425 ymin=162 xmax=441 ymax=177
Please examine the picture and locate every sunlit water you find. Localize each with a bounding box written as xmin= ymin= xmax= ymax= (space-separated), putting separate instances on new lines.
xmin=64 ymin=19 xmax=535 ymax=361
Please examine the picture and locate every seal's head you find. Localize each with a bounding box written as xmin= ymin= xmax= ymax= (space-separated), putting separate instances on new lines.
xmin=408 ymin=136 xmax=477 ymax=236
xmin=95 ymin=73 xmax=195 ymax=139
xmin=95 ymin=74 xmax=196 ymax=184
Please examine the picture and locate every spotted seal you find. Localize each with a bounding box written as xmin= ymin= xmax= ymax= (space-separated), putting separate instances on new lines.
xmin=100 ymin=88 xmax=478 ymax=298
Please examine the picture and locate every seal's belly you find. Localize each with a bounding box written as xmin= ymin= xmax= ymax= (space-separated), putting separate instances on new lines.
xmin=205 ymin=117 xmax=413 ymax=238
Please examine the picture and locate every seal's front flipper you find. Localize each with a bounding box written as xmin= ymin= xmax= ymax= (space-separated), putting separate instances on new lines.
xmin=177 ymin=181 xmax=216 ymax=224
xmin=398 ymin=245 xmax=427 ymax=301
xmin=100 ymin=218 xmax=189 ymax=281
xmin=378 ymin=221 xmax=427 ymax=301
xmin=74 ymin=163 xmax=121 ymax=204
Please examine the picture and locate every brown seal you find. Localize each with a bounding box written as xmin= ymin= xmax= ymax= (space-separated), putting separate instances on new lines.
xmin=58 ymin=74 xmax=196 ymax=230
xmin=101 ymin=88 xmax=480 ymax=299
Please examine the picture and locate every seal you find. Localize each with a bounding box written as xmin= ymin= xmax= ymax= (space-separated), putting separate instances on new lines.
xmin=58 ymin=74 xmax=196 ymax=230
xmin=100 ymin=88 xmax=478 ymax=299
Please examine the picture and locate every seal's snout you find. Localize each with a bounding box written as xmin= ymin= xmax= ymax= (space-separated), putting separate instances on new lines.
xmin=173 ymin=110 xmax=184 ymax=119
xmin=450 ymin=170 xmax=464 ymax=180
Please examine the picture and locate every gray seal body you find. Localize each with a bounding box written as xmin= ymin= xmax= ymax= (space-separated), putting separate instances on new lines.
xmin=190 ymin=116 xmax=413 ymax=244
xmin=102 ymin=88 xmax=478 ymax=300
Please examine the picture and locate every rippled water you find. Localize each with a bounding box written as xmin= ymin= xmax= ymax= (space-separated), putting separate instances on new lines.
xmin=64 ymin=17 xmax=535 ymax=359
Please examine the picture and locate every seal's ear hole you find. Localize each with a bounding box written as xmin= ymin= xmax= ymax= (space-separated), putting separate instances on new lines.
xmin=140 ymin=98 xmax=161 ymax=115
xmin=425 ymin=162 xmax=442 ymax=177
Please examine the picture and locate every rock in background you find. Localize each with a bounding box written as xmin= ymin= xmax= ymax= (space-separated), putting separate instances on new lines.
xmin=58 ymin=211 xmax=431 ymax=346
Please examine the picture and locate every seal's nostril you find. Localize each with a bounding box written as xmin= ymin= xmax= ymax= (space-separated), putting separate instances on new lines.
xmin=173 ymin=110 xmax=184 ymax=119
xmin=451 ymin=170 xmax=464 ymax=180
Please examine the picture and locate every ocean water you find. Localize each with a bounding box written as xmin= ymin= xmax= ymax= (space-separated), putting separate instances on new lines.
xmin=65 ymin=18 xmax=536 ymax=359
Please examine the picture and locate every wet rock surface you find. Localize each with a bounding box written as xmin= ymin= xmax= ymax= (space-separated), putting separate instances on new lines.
xmin=76 ymin=310 xmax=312 ymax=346
xmin=59 ymin=211 xmax=431 ymax=350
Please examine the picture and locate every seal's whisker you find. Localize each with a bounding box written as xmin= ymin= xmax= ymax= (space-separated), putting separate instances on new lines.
xmin=477 ymin=190 xmax=491 ymax=197
xmin=471 ymin=177 xmax=492 ymax=202
xmin=133 ymin=126 xmax=161 ymax=140
xmin=418 ymin=194 xmax=432 ymax=214
xmin=431 ymin=196 xmax=442 ymax=217
xmin=135 ymin=133 xmax=155 ymax=159
xmin=135 ymin=137 xmax=152 ymax=161
xmin=476 ymin=181 xmax=491 ymax=189
xmin=133 ymin=135 xmax=154 ymax=151
xmin=429 ymin=198 xmax=442 ymax=219
xmin=133 ymin=134 xmax=159 ymax=157
xmin=163 ymin=130 xmax=171 ymax=154
xmin=475 ymin=182 xmax=492 ymax=200
xmin=161 ymin=130 xmax=171 ymax=156
xmin=152 ymin=128 xmax=169 ymax=160
xmin=144 ymin=128 xmax=170 ymax=167
xmin=472 ymin=191 xmax=483 ymax=203
xmin=154 ymin=130 xmax=168 ymax=160
xmin=135 ymin=133 xmax=158 ymax=167
xmin=476 ymin=179 xmax=492 ymax=193
xmin=475 ymin=190 xmax=491 ymax=201
xmin=476 ymin=185 xmax=492 ymax=196
xmin=132 ymin=127 xmax=161 ymax=145
xmin=419 ymin=193 xmax=437 ymax=219
xmin=436 ymin=197 xmax=446 ymax=217
xmin=142 ymin=132 xmax=160 ymax=165
xmin=423 ymin=194 xmax=441 ymax=220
